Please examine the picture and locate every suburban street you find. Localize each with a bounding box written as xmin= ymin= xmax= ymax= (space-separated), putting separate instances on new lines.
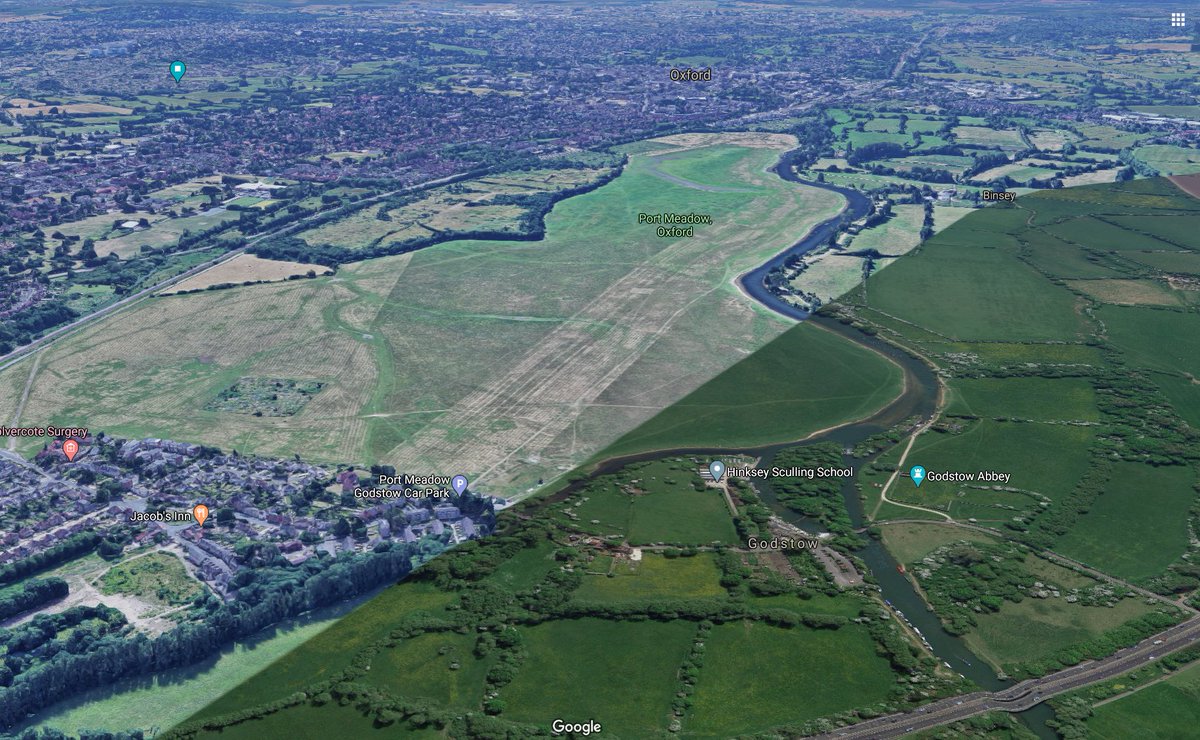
xmin=818 ymin=615 xmax=1200 ymax=738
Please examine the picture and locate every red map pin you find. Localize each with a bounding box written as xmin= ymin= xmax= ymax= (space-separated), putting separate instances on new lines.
xmin=62 ymin=439 xmax=79 ymax=462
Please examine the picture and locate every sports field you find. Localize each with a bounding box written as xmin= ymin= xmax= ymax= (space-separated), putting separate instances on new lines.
xmin=0 ymin=134 xmax=856 ymax=498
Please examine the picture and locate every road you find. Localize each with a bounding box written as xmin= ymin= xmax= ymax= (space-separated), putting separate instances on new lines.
xmin=818 ymin=615 xmax=1200 ymax=738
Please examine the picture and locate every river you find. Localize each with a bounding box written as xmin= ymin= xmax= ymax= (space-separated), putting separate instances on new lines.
xmin=572 ymin=156 xmax=1060 ymax=737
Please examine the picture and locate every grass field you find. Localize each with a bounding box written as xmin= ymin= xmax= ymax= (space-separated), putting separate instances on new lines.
xmin=28 ymin=591 xmax=374 ymax=736
xmin=188 ymin=581 xmax=456 ymax=722
xmin=685 ymin=620 xmax=895 ymax=738
xmin=599 ymin=321 xmax=903 ymax=458
xmin=98 ymin=552 xmax=201 ymax=607
xmin=881 ymin=522 xmax=999 ymax=564
xmin=864 ymin=212 xmax=1085 ymax=342
xmin=965 ymin=594 xmax=1157 ymax=673
xmin=359 ymin=632 xmax=490 ymax=708
xmin=944 ymin=377 xmax=1099 ymax=422
xmin=501 ymin=619 xmax=694 ymax=736
xmin=559 ymin=460 xmax=737 ymax=544
xmin=890 ymin=420 xmax=1095 ymax=516
xmin=161 ymin=254 xmax=332 ymax=294
xmin=1099 ymin=305 xmax=1200 ymax=377
xmin=1134 ymin=144 xmax=1200 ymax=175
xmin=574 ymin=553 xmax=726 ymax=601
xmin=1154 ymin=373 xmax=1200 ymax=430
xmin=1057 ymin=463 xmax=1196 ymax=581
xmin=1087 ymin=659 xmax=1200 ymax=738
xmin=0 ymin=135 xmax=856 ymax=498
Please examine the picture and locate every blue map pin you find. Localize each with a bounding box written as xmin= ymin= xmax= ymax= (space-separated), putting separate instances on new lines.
xmin=169 ymin=60 xmax=186 ymax=83
xmin=709 ymin=460 xmax=726 ymax=483
xmin=909 ymin=465 xmax=926 ymax=488
xmin=451 ymin=475 xmax=468 ymax=495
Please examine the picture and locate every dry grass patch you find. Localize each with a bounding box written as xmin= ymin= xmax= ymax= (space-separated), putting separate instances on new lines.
xmin=160 ymin=254 xmax=332 ymax=294
xmin=1066 ymin=278 xmax=1183 ymax=306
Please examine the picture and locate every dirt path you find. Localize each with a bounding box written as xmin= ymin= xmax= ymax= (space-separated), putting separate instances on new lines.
xmin=871 ymin=421 xmax=952 ymax=521
xmin=6 ymin=350 xmax=42 ymax=450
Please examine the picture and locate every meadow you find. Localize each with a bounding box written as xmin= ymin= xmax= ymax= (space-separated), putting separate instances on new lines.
xmin=1057 ymin=463 xmax=1196 ymax=581
xmin=574 ymin=553 xmax=726 ymax=601
xmin=685 ymin=620 xmax=895 ymax=738
xmin=0 ymin=135 xmax=859 ymax=499
xmin=501 ymin=619 xmax=694 ymax=736
xmin=1086 ymin=659 xmax=1200 ymax=738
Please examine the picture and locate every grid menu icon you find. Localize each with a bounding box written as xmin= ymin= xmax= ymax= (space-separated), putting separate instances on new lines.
xmin=1172 ymin=12 xmax=1187 ymax=27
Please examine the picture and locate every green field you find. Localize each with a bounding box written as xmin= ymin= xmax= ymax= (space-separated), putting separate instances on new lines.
xmin=600 ymin=321 xmax=903 ymax=458
xmin=98 ymin=552 xmax=202 ymax=606
xmin=574 ymin=553 xmax=726 ymax=601
xmin=944 ymin=377 xmax=1099 ymax=422
xmin=881 ymin=522 xmax=998 ymax=564
xmin=558 ymin=459 xmax=738 ymax=544
xmin=1099 ymin=305 xmax=1200 ymax=377
xmin=359 ymin=632 xmax=491 ymax=708
xmin=864 ymin=211 xmax=1085 ymax=342
xmin=1087 ymin=659 xmax=1200 ymax=739
xmin=0 ymin=135 xmax=852 ymax=500
xmin=501 ymin=619 xmax=694 ymax=736
xmin=189 ymin=581 xmax=456 ymax=721
xmin=890 ymin=420 xmax=1095 ymax=516
xmin=965 ymin=594 xmax=1157 ymax=673
xmin=685 ymin=620 xmax=896 ymax=738
xmin=1057 ymin=463 xmax=1196 ymax=581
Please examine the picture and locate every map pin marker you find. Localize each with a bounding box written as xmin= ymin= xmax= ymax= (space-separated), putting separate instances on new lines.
xmin=62 ymin=439 xmax=79 ymax=462
xmin=451 ymin=475 xmax=468 ymax=495
xmin=170 ymin=60 xmax=186 ymax=83
xmin=909 ymin=465 xmax=926 ymax=488
xmin=709 ymin=460 xmax=725 ymax=483
xmin=193 ymin=504 xmax=209 ymax=527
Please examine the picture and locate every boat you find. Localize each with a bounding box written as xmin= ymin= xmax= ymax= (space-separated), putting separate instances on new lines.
xmin=897 ymin=563 xmax=906 ymax=574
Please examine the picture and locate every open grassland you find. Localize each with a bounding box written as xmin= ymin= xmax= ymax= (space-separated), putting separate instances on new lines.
xmin=599 ymin=320 xmax=902 ymax=459
xmin=850 ymin=204 xmax=926 ymax=255
xmin=359 ymin=632 xmax=490 ymax=709
xmin=1154 ymin=373 xmax=1200 ymax=430
xmin=944 ymin=377 xmax=1099 ymax=422
xmin=575 ymin=553 xmax=725 ymax=601
xmin=556 ymin=459 xmax=737 ymax=544
xmin=1099 ymin=305 xmax=1200 ymax=377
xmin=685 ymin=620 xmax=895 ymax=738
xmin=1058 ymin=463 xmax=1196 ymax=581
xmin=28 ymin=591 xmax=372 ymax=736
xmin=1135 ymin=145 xmax=1200 ymax=176
xmin=1066 ymin=278 xmax=1187 ymax=307
xmin=502 ymin=619 xmax=694 ymax=737
xmin=160 ymin=254 xmax=332 ymax=294
xmin=0 ymin=136 xmax=857 ymax=498
xmin=1087 ymin=659 xmax=1200 ymax=738
xmin=189 ymin=581 xmax=456 ymax=721
xmin=964 ymin=594 xmax=1158 ymax=674
xmin=881 ymin=522 xmax=999 ymax=565
xmin=888 ymin=420 xmax=1095 ymax=518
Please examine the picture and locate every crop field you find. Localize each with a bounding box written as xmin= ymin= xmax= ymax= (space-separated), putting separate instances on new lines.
xmin=1057 ymin=463 xmax=1196 ymax=581
xmin=501 ymin=619 xmax=694 ymax=736
xmin=0 ymin=136 xmax=864 ymax=498
xmin=685 ymin=620 xmax=895 ymax=738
